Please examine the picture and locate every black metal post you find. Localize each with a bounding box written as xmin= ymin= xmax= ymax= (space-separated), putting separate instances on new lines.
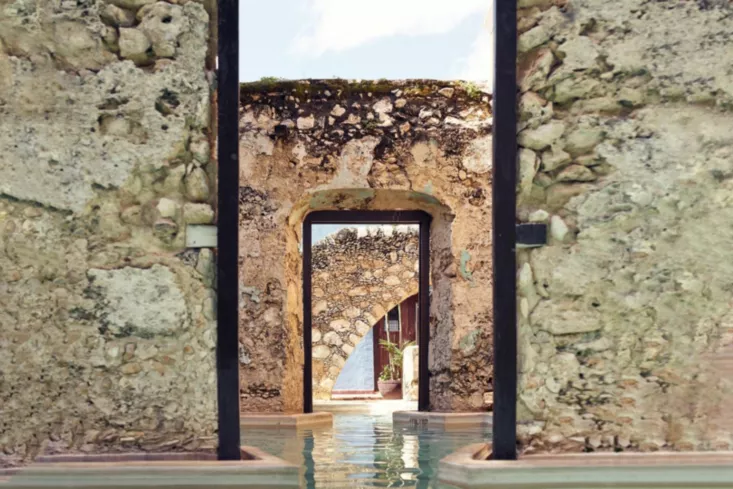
xmin=303 ymin=217 xmax=313 ymax=414
xmin=492 ymin=0 xmax=518 ymax=460
xmin=418 ymin=214 xmax=431 ymax=412
xmin=216 ymin=0 xmax=241 ymax=461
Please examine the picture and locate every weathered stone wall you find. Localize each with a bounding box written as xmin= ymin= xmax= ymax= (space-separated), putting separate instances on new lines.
xmin=0 ymin=0 xmax=216 ymax=466
xmin=516 ymin=0 xmax=733 ymax=452
xmin=311 ymin=226 xmax=419 ymax=399
xmin=238 ymin=80 xmax=494 ymax=413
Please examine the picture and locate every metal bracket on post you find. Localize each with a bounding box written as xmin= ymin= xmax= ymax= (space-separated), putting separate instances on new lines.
xmin=185 ymin=225 xmax=218 ymax=248
xmin=516 ymin=223 xmax=547 ymax=249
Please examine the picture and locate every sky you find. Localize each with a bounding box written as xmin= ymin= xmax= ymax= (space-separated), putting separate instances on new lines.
xmin=239 ymin=0 xmax=494 ymax=85
xmin=312 ymin=224 xmax=356 ymax=244
xmin=311 ymin=224 xmax=419 ymax=246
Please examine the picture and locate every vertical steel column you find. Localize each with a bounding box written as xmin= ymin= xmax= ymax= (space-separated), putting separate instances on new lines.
xmin=418 ymin=214 xmax=431 ymax=412
xmin=216 ymin=0 xmax=241 ymax=461
xmin=303 ymin=217 xmax=314 ymax=414
xmin=492 ymin=0 xmax=519 ymax=460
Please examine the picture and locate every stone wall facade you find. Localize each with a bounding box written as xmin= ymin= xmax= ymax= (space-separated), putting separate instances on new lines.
xmin=311 ymin=226 xmax=419 ymax=399
xmin=0 ymin=0 xmax=217 ymax=466
xmin=516 ymin=0 xmax=733 ymax=452
xmin=238 ymin=80 xmax=494 ymax=413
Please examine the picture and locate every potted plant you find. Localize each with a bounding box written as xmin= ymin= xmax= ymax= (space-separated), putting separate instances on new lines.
xmin=377 ymin=339 xmax=415 ymax=400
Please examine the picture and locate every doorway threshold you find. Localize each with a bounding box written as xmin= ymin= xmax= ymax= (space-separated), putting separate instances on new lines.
xmin=331 ymin=392 xmax=382 ymax=401
xmin=239 ymin=412 xmax=333 ymax=429
xmin=315 ymin=400 xmax=417 ymax=416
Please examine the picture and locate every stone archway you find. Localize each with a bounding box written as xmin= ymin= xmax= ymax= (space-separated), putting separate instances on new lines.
xmin=310 ymin=226 xmax=420 ymax=399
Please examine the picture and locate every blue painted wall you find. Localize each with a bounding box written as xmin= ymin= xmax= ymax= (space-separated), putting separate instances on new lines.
xmin=334 ymin=327 xmax=375 ymax=391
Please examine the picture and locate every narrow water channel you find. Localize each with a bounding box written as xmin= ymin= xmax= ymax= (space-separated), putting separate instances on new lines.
xmin=241 ymin=413 xmax=492 ymax=488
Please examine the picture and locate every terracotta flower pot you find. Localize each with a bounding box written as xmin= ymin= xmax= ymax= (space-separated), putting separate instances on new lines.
xmin=377 ymin=380 xmax=402 ymax=400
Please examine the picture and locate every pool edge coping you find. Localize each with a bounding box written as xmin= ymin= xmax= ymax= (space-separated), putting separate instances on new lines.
xmin=439 ymin=443 xmax=733 ymax=488
xmin=0 ymin=447 xmax=299 ymax=488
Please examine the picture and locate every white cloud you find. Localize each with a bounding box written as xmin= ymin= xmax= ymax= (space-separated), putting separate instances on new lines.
xmin=454 ymin=7 xmax=494 ymax=86
xmin=292 ymin=0 xmax=489 ymax=56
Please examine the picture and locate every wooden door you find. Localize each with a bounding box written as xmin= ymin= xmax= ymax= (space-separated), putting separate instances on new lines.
xmin=374 ymin=308 xmax=401 ymax=385
xmin=399 ymin=294 xmax=418 ymax=345
xmin=373 ymin=317 xmax=386 ymax=390
xmin=374 ymin=297 xmax=419 ymax=394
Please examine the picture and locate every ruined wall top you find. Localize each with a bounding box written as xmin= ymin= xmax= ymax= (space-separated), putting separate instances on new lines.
xmin=312 ymin=226 xmax=418 ymax=270
xmin=239 ymin=79 xmax=492 ymax=167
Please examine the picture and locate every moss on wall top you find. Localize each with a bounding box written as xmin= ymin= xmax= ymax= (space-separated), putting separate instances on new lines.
xmin=240 ymin=78 xmax=490 ymax=102
xmin=239 ymin=78 xmax=493 ymax=162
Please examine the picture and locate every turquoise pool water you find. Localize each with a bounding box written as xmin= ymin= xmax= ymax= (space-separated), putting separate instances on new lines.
xmin=241 ymin=413 xmax=491 ymax=488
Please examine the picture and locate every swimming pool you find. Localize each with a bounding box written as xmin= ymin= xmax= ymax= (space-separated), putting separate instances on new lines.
xmin=241 ymin=413 xmax=492 ymax=488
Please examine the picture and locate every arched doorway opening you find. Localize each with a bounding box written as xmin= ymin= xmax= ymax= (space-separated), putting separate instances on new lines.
xmin=303 ymin=210 xmax=431 ymax=412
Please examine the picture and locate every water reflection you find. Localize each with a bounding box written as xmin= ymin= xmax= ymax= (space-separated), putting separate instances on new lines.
xmin=241 ymin=414 xmax=491 ymax=489
xmin=304 ymin=435 xmax=316 ymax=489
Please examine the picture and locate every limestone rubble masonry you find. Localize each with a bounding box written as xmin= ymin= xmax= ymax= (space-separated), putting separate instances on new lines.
xmin=0 ymin=0 xmax=216 ymax=466
xmin=515 ymin=0 xmax=733 ymax=454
